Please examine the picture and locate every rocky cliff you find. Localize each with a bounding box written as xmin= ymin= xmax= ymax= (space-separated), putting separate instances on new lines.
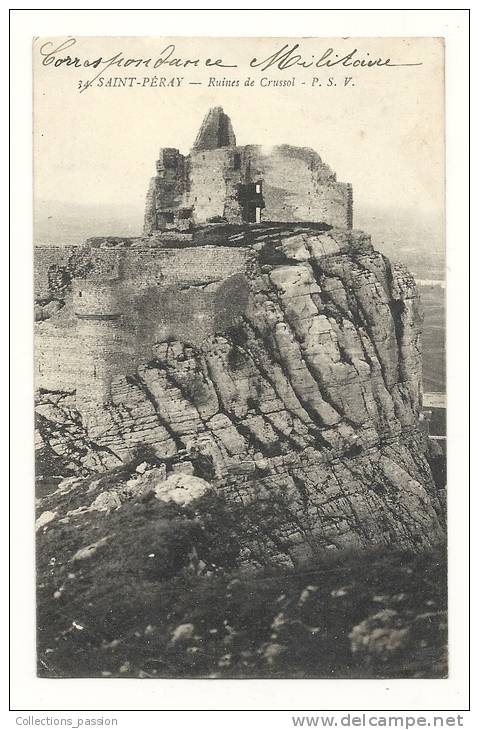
xmin=35 ymin=225 xmax=445 ymax=564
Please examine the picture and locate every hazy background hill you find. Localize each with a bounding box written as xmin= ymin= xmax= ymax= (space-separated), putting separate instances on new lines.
xmin=34 ymin=200 xmax=445 ymax=276
xmin=34 ymin=200 xmax=143 ymax=246
xmin=354 ymin=204 xmax=445 ymax=281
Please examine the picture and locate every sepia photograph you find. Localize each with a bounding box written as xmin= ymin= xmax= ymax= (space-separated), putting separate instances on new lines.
xmin=32 ymin=34 xmax=448 ymax=682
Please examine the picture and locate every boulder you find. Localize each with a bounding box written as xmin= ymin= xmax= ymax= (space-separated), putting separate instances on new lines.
xmin=135 ymin=461 xmax=149 ymax=474
xmin=71 ymin=536 xmax=110 ymax=562
xmin=349 ymin=609 xmax=410 ymax=660
xmin=89 ymin=491 xmax=122 ymax=512
xmin=122 ymin=465 xmax=168 ymax=501
xmin=57 ymin=476 xmax=83 ymax=494
xmin=170 ymin=623 xmax=195 ymax=643
xmin=154 ymin=474 xmax=211 ymax=506
xmin=36 ymin=510 xmax=57 ymax=531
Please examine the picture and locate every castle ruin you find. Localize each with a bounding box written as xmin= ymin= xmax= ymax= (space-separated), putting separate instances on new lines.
xmin=35 ymin=107 xmax=356 ymax=403
xmin=143 ymin=107 xmax=352 ymax=233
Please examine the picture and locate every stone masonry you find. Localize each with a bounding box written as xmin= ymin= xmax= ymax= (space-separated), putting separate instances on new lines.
xmin=143 ymin=107 xmax=353 ymax=233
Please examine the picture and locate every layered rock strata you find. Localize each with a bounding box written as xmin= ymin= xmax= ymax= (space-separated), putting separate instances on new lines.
xmin=35 ymin=225 xmax=444 ymax=563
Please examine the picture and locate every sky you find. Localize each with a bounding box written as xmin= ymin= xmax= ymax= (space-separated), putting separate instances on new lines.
xmin=33 ymin=36 xmax=444 ymax=223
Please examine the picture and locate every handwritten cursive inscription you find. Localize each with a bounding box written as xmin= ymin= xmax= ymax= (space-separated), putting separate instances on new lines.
xmin=39 ymin=38 xmax=238 ymax=91
xmin=250 ymin=43 xmax=422 ymax=71
xmin=38 ymin=38 xmax=423 ymax=92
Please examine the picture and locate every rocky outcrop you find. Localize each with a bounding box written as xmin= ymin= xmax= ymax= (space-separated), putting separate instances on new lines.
xmin=35 ymin=226 xmax=444 ymax=564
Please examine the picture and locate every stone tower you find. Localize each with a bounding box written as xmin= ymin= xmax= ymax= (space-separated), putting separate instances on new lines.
xmin=193 ymin=107 xmax=236 ymax=150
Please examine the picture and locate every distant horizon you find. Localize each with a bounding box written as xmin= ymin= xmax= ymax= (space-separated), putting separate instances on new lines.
xmin=33 ymin=197 xmax=445 ymax=256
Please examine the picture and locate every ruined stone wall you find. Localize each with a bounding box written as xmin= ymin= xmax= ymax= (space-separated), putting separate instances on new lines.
xmin=37 ymin=245 xmax=252 ymax=287
xmin=35 ymin=245 xmax=253 ymax=401
xmin=34 ymin=246 xmax=77 ymax=297
xmin=122 ymin=246 xmax=251 ymax=285
xmin=72 ymin=279 xmax=123 ymax=317
xmin=35 ymin=329 xmax=83 ymax=392
xmin=143 ymin=178 xmax=158 ymax=235
xmin=186 ymin=145 xmax=352 ymax=227
xmin=36 ymin=319 xmax=139 ymax=402
xmin=143 ymin=148 xmax=189 ymax=234
xmin=75 ymin=317 xmax=141 ymax=401
xmin=312 ymin=181 xmax=353 ymax=229
xmin=143 ymin=142 xmax=353 ymax=232
xmin=247 ymin=146 xmax=352 ymax=227
xmin=188 ymin=148 xmax=234 ymax=222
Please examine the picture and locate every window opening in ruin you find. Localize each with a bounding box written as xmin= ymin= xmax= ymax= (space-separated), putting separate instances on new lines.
xmin=238 ymin=182 xmax=265 ymax=223
xmin=234 ymin=153 xmax=241 ymax=170
xmin=78 ymin=291 xmax=82 ymax=298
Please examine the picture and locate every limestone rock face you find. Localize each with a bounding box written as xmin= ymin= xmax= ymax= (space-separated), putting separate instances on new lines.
xmin=35 ymin=226 xmax=444 ymax=563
